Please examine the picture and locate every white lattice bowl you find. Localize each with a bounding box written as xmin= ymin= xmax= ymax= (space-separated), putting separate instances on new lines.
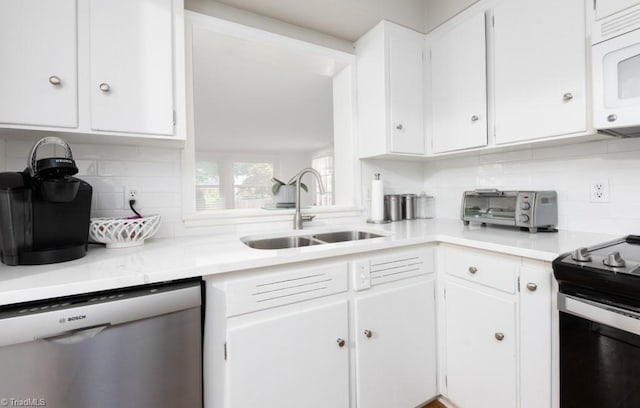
xmin=89 ymin=215 xmax=161 ymax=248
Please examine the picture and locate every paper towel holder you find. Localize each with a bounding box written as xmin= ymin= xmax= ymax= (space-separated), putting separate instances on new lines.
xmin=367 ymin=173 xmax=391 ymax=224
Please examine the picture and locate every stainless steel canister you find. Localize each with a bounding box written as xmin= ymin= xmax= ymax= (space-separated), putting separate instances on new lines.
xmin=416 ymin=193 xmax=435 ymax=219
xmin=384 ymin=194 xmax=402 ymax=221
xmin=402 ymin=194 xmax=417 ymax=220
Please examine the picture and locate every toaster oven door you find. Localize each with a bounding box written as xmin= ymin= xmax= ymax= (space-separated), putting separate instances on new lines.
xmin=463 ymin=194 xmax=517 ymax=225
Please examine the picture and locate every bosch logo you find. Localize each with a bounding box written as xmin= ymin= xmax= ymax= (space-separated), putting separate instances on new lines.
xmin=67 ymin=315 xmax=86 ymax=322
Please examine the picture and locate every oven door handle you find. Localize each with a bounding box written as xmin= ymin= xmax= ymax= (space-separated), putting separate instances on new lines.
xmin=559 ymin=294 xmax=640 ymax=336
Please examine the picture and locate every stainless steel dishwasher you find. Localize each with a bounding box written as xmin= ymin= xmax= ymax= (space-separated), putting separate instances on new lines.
xmin=0 ymin=279 xmax=202 ymax=408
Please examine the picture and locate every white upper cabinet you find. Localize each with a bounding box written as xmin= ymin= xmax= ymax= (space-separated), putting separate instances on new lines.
xmin=89 ymin=0 xmax=175 ymax=135
xmin=430 ymin=12 xmax=488 ymax=154
xmin=493 ymin=0 xmax=587 ymax=144
xmin=595 ymin=0 xmax=640 ymax=19
xmin=356 ymin=21 xmax=425 ymax=158
xmin=0 ymin=0 xmax=78 ymax=128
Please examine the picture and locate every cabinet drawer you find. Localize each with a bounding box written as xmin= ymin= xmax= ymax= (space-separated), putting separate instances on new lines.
xmin=442 ymin=245 xmax=518 ymax=294
xmin=225 ymin=262 xmax=348 ymax=317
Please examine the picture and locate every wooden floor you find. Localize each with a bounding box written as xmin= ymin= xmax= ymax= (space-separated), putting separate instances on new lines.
xmin=421 ymin=400 xmax=447 ymax=408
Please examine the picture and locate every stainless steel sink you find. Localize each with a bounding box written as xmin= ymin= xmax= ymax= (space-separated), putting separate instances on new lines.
xmin=243 ymin=236 xmax=321 ymax=250
xmin=311 ymin=231 xmax=383 ymax=243
xmin=242 ymin=230 xmax=384 ymax=249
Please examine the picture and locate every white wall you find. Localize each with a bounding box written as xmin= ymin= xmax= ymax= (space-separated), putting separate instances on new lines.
xmin=424 ymin=137 xmax=640 ymax=235
xmin=361 ymin=159 xmax=425 ymax=219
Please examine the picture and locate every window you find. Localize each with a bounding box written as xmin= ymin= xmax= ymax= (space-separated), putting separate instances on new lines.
xmin=312 ymin=155 xmax=334 ymax=206
xmin=196 ymin=157 xmax=275 ymax=211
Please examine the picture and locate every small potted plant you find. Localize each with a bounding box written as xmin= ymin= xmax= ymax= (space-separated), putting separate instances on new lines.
xmin=272 ymin=177 xmax=307 ymax=208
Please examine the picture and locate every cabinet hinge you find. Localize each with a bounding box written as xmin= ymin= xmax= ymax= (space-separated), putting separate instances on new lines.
xmin=224 ymin=342 xmax=228 ymax=361
xmin=593 ymin=0 xmax=597 ymax=10
xmin=444 ymin=287 xmax=447 ymax=300
xmin=492 ymin=15 xmax=495 ymax=27
xmin=445 ymin=375 xmax=448 ymax=388
xmin=517 ymin=276 xmax=521 ymax=292
xmin=173 ymin=110 xmax=176 ymax=126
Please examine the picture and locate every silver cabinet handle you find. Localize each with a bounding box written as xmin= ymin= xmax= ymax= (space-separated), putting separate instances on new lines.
xmin=396 ymin=124 xmax=403 ymax=130
xmin=99 ymin=82 xmax=111 ymax=93
xmin=48 ymin=76 xmax=61 ymax=86
xmin=563 ymin=92 xmax=573 ymax=101
xmin=495 ymin=332 xmax=505 ymax=341
xmin=468 ymin=266 xmax=478 ymax=274
xmin=608 ymin=114 xmax=618 ymax=122
xmin=337 ymin=338 xmax=346 ymax=348
xmin=526 ymin=282 xmax=538 ymax=291
xmin=471 ymin=115 xmax=479 ymax=122
xmin=364 ymin=329 xmax=372 ymax=338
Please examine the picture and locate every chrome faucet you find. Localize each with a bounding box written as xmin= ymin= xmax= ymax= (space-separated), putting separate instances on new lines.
xmin=292 ymin=168 xmax=325 ymax=230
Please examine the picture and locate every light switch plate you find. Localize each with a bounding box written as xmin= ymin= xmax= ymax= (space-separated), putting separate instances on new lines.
xmin=352 ymin=260 xmax=371 ymax=291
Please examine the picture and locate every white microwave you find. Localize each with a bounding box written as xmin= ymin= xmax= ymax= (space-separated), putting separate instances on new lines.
xmin=592 ymin=2 xmax=640 ymax=137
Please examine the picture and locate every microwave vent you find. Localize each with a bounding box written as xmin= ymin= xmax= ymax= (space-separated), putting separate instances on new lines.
xmin=601 ymin=8 xmax=640 ymax=40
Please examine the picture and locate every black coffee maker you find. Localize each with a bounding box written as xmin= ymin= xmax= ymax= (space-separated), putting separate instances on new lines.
xmin=0 ymin=137 xmax=93 ymax=266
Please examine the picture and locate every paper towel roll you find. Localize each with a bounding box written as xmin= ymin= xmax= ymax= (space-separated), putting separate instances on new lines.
xmin=371 ymin=175 xmax=384 ymax=221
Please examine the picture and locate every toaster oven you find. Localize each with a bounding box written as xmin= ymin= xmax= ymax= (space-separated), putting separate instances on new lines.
xmin=461 ymin=190 xmax=557 ymax=232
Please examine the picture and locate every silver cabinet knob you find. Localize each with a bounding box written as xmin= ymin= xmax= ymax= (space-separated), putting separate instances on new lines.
xmin=563 ymin=92 xmax=573 ymax=101
xmin=336 ymin=338 xmax=346 ymax=348
xmin=468 ymin=266 xmax=478 ymax=274
xmin=364 ymin=329 xmax=372 ymax=338
xmin=99 ymin=82 xmax=111 ymax=93
xmin=495 ymin=332 xmax=505 ymax=341
xmin=608 ymin=114 xmax=618 ymax=122
xmin=471 ymin=115 xmax=479 ymax=122
xmin=396 ymin=124 xmax=403 ymax=130
xmin=48 ymin=76 xmax=62 ymax=86
xmin=526 ymin=283 xmax=538 ymax=292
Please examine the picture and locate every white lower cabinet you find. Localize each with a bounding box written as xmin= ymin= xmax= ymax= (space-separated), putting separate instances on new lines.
xmin=440 ymin=245 xmax=553 ymax=408
xmin=444 ymin=280 xmax=517 ymax=408
xmin=355 ymin=281 xmax=437 ymax=408
xmin=226 ymin=301 xmax=350 ymax=408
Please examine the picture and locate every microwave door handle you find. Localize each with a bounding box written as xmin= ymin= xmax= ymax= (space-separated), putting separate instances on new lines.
xmin=559 ymin=294 xmax=640 ymax=336
xmin=41 ymin=323 xmax=111 ymax=345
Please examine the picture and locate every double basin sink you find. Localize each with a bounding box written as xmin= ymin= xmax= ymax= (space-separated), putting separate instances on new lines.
xmin=242 ymin=230 xmax=384 ymax=250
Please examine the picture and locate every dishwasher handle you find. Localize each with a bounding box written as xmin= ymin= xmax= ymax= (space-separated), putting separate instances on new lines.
xmin=43 ymin=323 xmax=111 ymax=345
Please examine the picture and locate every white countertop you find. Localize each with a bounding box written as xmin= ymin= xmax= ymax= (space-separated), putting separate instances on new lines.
xmin=0 ymin=219 xmax=618 ymax=306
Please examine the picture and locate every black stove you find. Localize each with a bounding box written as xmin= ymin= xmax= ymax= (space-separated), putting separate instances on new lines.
xmin=554 ymin=235 xmax=640 ymax=304
xmin=553 ymin=235 xmax=640 ymax=408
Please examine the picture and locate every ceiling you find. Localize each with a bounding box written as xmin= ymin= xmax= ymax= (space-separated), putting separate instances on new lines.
xmin=187 ymin=0 xmax=428 ymax=41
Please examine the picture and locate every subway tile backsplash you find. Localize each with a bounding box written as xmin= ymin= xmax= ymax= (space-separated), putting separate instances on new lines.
xmin=424 ymin=137 xmax=640 ymax=235
xmin=0 ymin=135 xmax=183 ymax=239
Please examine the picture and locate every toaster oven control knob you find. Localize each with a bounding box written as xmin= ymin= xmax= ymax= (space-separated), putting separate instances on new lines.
xmin=604 ymin=252 xmax=626 ymax=268
xmin=572 ymin=247 xmax=592 ymax=262
xmin=520 ymin=202 xmax=531 ymax=210
xmin=518 ymin=214 xmax=530 ymax=223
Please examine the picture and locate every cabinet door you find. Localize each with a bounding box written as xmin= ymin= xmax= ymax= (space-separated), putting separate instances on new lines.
xmin=0 ymin=0 xmax=77 ymax=128
xmin=226 ymin=301 xmax=349 ymax=408
xmin=388 ymin=25 xmax=425 ymax=155
xmin=493 ymin=0 xmax=587 ymax=144
xmin=89 ymin=0 xmax=174 ymax=135
xmin=355 ymin=281 xmax=437 ymax=408
xmin=430 ymin=12 xmax=487 ymax=153
xmin=445 ymin=281 xmax=517 ymax=408
xmin=520 ymin=265 xmax=552 ymax=408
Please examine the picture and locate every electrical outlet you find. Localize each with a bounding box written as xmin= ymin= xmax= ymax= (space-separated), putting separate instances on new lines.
xmin=124 ymin=186 xmax=140 ymax=208
xmin=590 ymin=180 xmax=610 ymax=203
